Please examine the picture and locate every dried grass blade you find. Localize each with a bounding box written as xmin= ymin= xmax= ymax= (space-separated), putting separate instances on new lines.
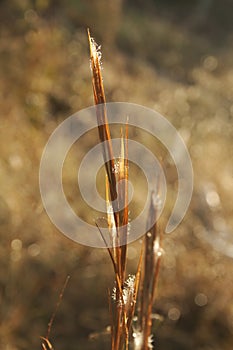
xmin=119 ymin=126 xmax=129 ymax=281
xmin=87 ymin=29 xmax=117 ymax=203
xmin=40 ymin=337 xmax=53 ymax=350
xmin=127 ymin=247 xmax=143 ymax=331
xmin=95 ymin=221 xmax=117 ymax=275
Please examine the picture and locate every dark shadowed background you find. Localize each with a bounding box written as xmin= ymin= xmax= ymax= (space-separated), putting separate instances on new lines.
xmin=0 ymin=0 xmax=233 ymax=349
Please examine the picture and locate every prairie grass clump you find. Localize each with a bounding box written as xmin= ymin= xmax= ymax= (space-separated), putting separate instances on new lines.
xmin=88 ymin=30 xmax=163 ymax=350
xmin=41 ymin=30 xmax=164 ymax=350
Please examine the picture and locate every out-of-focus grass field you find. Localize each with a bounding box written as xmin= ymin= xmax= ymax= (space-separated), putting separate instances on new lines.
xmin=0 ymin=0 xmax=233 ymax=349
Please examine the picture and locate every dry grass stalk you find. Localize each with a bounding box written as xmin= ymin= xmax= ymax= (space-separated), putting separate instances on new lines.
xmin=137 ymin=192 xmax=162 ymax=349
xmin=87 ymin=28 xmax=117 ymax=206
xmin=41 ymin=276 xmax=70 ymax=350
xmin=88 ymin=30 xmax=163 ymax=350
xmin=88 ymin=29 xmax=138 ymax=349
xmin=41 ymin=30 xmax=163 ymax=350
xmin=41 ymin=337 xmax=54 ymax=350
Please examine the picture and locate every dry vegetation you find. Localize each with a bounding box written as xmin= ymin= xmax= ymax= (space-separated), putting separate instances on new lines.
xmin=0 ymin=1 xmax=233 ymax=349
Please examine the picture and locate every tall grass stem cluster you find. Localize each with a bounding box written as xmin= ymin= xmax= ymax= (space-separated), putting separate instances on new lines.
xmin=88 ymin=30 xmax=163 ymax=350
xmin=41 ymin=31 xmax=163 ymax=350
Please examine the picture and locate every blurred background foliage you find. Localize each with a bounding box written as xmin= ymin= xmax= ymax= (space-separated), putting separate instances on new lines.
xmin=0 ymin=0 xmax=233 ymax=349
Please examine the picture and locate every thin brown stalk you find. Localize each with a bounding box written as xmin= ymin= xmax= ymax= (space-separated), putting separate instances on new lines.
xmin=127 ymin=248 xmax=143 ymax=332
xmin=119 ymin=126 xmax=129 ymax=281
xmin=137 ymin=191 xmax=162 ymax=349
xmin=41 ymin=275 xmax=70 ymax=349
xmin=95 ymin=221 xmax=117 ymax=275
xmin=41 ymin=337 xmax=53 ymax=350
xmin=46 ymin=275 xmax=70 ymax=340
xmin=87 ymin=28 xmax=118 ymax=205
